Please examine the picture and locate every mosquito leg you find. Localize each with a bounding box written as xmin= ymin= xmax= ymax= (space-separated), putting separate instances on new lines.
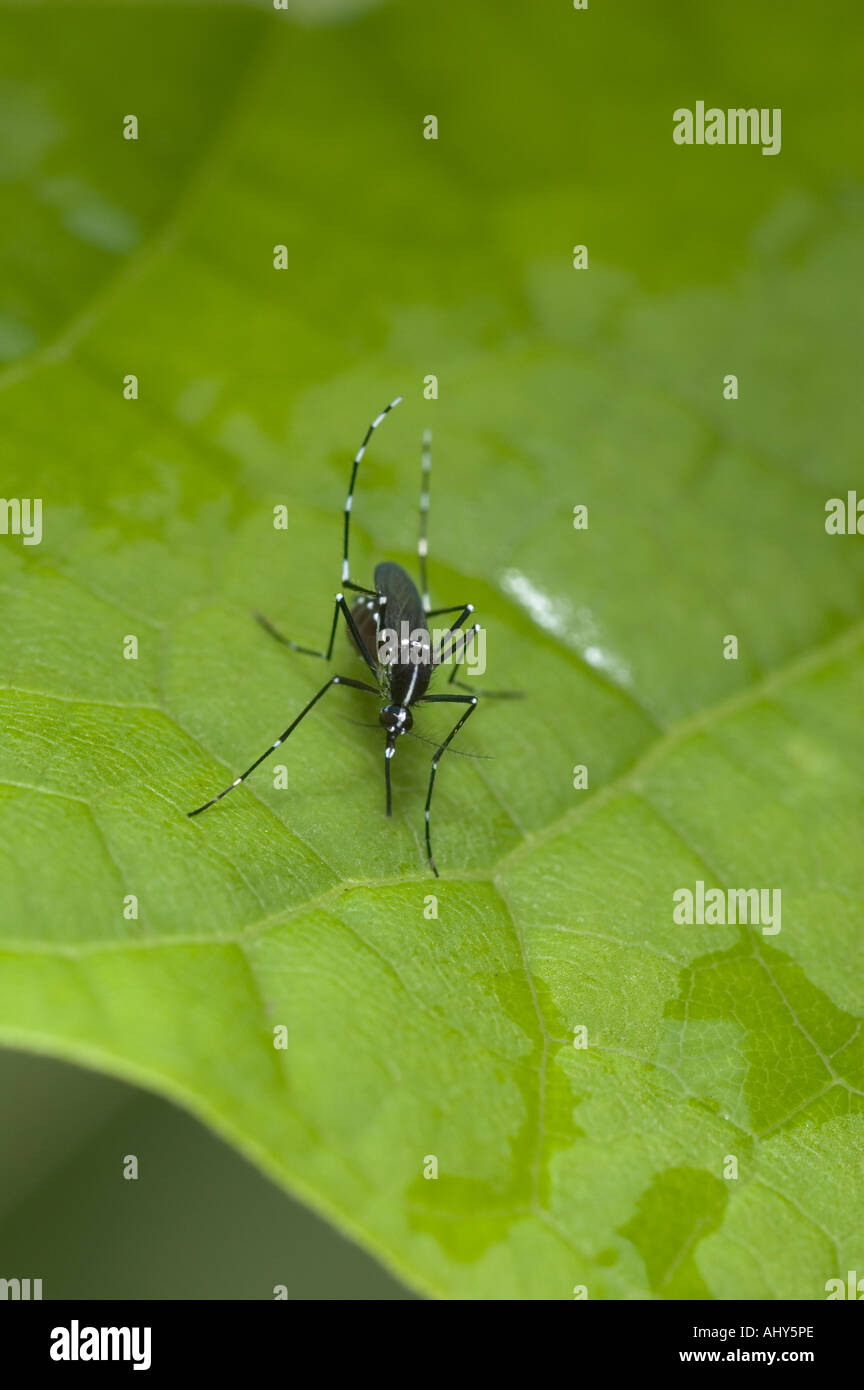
xmin=432 ymin=604 xmax=475 ymax=666
xmin=257 ymin=593 xmax=379 ymax=677
xmin=254 ymin=611 xmax=327 ymax=659
xmin=187 ymin=675 xmax=378 ymax=818
xmin=444 ymin=622 xmax=482 ymax=687
xmin=332 ymin=593 xmax=381 ymax=676
xmin=425 ymin=603 xmax=473 ymax=618
xmin=255 ymin=394 xmax=401 ymax=655
xmin=446 ymin=676 xmax=524 ymax=698
xmin=415 ymin=692 xmax=479 ymax=876
xmin=341 ymin=395 xmax=402 ymax=588
xmin=445 ymin=623 xmax=480 ymax=684
xmin=418 ymin=428 xmax=432 ymax=610
xmin=443 ymin=622 xmax=524 ymax=697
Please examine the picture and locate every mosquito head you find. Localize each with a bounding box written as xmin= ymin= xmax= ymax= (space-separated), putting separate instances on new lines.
xmin=379 ymin=703 xmax=413 ymax=737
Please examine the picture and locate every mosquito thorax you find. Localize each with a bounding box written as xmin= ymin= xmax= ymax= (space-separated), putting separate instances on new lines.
xmin=380 ymin=704 xmax=413 ymax=735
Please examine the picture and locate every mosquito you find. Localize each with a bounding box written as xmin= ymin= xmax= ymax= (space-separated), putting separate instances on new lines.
xmin=187 ymin=396 xmax=509 ymax=875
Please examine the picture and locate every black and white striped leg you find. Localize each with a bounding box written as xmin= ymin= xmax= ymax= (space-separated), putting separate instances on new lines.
xmin=434 ymin=604 xmax=475 ymax=665
xmin=257 ymin=593 xmax=379 ymax=677
xmin=341 ymin=395 xmax=402 ymax=587
xmin=446 ymin=622 xmax=481 ymax=687
xmin=416 ymin=692 xmax=479 ymax=876
xmin=343 ymin=582 xmax=379 ymax=598
xmin=418 ymin=428 xmax=431 ymax=610
xmin=446 ymin=623 xmax=480 ymax=679
xmin=425 ymin=603 xmax=473 ymax=618
xmin=445 ymin=623 xmax=523 ymax=698
xmin=187 ymin=675 xmax=378 ymax=818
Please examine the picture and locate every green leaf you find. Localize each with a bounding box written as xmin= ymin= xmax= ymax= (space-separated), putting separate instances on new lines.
xmin=1 ymin=0 xmax=862 ymax=1299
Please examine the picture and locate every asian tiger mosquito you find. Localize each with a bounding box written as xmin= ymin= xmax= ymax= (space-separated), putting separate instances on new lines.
xmin=187 ymin=396 xmax=513 ymax=876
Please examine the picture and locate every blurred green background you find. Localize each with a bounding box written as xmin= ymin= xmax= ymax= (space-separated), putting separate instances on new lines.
xmin=0 ymin=1048 xmax=415 ymax=1297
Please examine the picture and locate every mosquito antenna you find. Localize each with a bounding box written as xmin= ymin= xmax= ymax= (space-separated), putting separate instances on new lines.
xmin=405 ymin=728 xmax=492 ymax=759
xmin=333 ymin=713 xmax=491 ymax=758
